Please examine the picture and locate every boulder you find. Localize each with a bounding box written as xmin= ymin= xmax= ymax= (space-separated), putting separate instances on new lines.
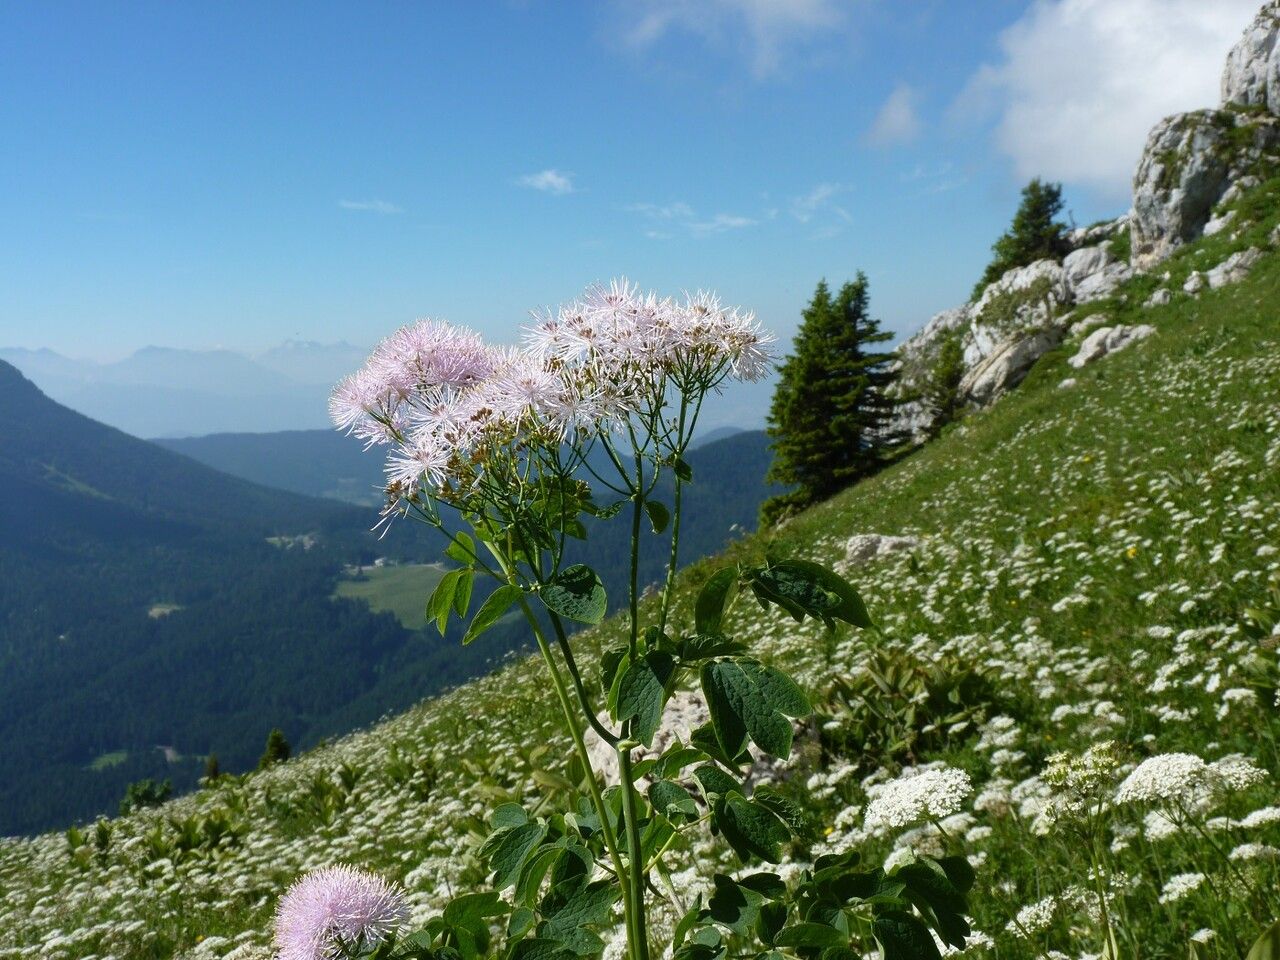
xmin=1144 ymin=288 xmax=1173 ymax=308
xmin=1203 ymin=210 xmax=1236 ymax=236
xmin=1129 ymin=110 xmax=1280 ymax=268
xmin=959 ymin=328 xmax=1064 ymax=405
xmin=1206 ymin=246 xmax=1264 ymax=288
xmin=1062 ymin=245 xmax=1132 ymax=303
xmin=1068 ymin=313 xmax=1109 ymax=338
xmin=1068 ymin=325 xmax=1156 ymax=369
xmin=1066 ymin=215 xmax=1128 ymax=249
xmin=1184 ymin=271 xmax=1206 ymax=295
xmin=843 ymin=533 xmax=921 ymax=567
xmin=1222 ymin=3 xmax=1280 ymax=113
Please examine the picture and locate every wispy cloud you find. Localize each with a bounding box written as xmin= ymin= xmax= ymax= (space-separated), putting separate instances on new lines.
xmin=790 ymin=182 xmax=851 ymax=223
xmin=338 ymin=199 xmax=402 ymax=214
xmin=518 ymin=169 xmax=576 ymax=195
xmin=900 ymin=161 xmax=965 ymax=194
xmin=617 ymin=0 xmax=848 ymax=78
xmin=627 ymin=200 xmax=756 ymax=238
xmin=866 ymin=83 xmax=921 ymax=147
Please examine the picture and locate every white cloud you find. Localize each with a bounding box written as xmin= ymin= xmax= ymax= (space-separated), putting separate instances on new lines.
xmin=790 ymin=183 xmax=852 ymax=223
xmin=866 ymin=83 xmax=921 ymax=147
xmin=628 ymin=201 xmax=757 ymax=237
xmin=339 ymin=199 xmax=402 ymax=214
xmin=518 ymin=169 xmax=576 ymax=195
xmin=957 ymin=0 xmax=1259 ymax=200
xmin=619 ymin=0 xmax=848 ymax=77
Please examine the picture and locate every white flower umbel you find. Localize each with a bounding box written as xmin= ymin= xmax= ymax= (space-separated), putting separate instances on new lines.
xmin=1157 ymin=872 xmax=1205 ymax=904
xmin=1114 ymin=753 xmax=1209 ymax=805
xmin=864 ymin=766 xmax=972 ymax=834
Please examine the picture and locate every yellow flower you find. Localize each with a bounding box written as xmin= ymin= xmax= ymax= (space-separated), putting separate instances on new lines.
xmin=1126 ymin=545 xmax=1138 ymax=559
xmin=824 ymin=826 xmax=835 ymax=836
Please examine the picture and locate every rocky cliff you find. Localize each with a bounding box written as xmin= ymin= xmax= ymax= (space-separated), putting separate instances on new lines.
xmin=892 ymin=1 xmax=1280 ymax=438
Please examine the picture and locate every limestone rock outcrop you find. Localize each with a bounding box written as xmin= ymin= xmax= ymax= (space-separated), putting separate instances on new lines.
xmin=1068 ymin=325 xmax=1156 ymax=369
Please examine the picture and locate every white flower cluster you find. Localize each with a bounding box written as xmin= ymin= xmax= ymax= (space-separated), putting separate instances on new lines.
xmin=864 ymin=766 xmax=973 ymax=833
xmin=1114 ymin=752 xmax=1267 ymax=806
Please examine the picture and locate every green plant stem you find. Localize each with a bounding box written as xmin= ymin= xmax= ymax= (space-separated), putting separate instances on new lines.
xmin=617 ymin=746 xmax=650 ymax=960
xmin=517 ymin=596 xmax=635 ymax=948
xmin=657 ymin=399 xmax=689 ymax=636
xmin=547 ymin=613 xmax=619 ymax=747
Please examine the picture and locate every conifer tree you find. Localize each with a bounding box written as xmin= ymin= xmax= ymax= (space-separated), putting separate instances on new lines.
xmin=972 ymin=178 xmax=1070 ymax=298
xmin=203 ymin=753 xmax=221 ymax=783
xmin=763 ymin=273 xmax=902 ymax=523
xmin=258 ymin=728 xmax=291 ymax=769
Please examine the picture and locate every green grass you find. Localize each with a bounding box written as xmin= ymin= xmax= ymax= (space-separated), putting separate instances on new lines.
xmin=3 ymin=178 xmax=1280 ymax=960
xmin=87 ymin=751 xmax=129 ymax=771
xmin=333 ymin=562 xmax=451 ymax=629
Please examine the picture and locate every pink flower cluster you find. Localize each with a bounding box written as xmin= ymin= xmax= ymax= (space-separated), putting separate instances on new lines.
xmin=329 ymin=279 xmax=773 ymax=500
xmin=274 ymin=864 xmax=409 ymax=960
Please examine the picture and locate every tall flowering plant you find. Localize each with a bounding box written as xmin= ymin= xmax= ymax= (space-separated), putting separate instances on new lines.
xmin=304 ymin=280 xmax=975 ymax=960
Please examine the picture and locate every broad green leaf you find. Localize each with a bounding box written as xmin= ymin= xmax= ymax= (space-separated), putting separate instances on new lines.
xmin=717 ymin=794 xmax=789 ymax=863
xmin=737 ymin=872 xmax=787 ymax=900
xmin=445 ymin=531 xmax=475 ymax=565
xmin=673 ymin=899 xmax=703 ymax=948
xmin=695 ymin=569 xmax=739 ymax=636
xmin=1247 ymin=920 xmax=1280 ymax=960
xmin=757 ymin=901 xmax=787 ymax=946
xmin=615 ymin=651 xmax=675 ymax=744
xmin=540 ymin=879 xmax=618 ymax=937
xmin=708 ymin=874 xmax=762 ymax=935
xmin=540 ymin=565 xmax=607 ymax=625
xmin=508 ymin=907 xmax=537 ymax=940
xmin=751 ymin=786 xmax=813 ymax=840
xmin=645 ymin=500 xmax=671 ymax=534
xmin=773 ymin=923 xmax=848 ymax=949
xmin=442 ymin=891 xmax=507 ymax=928
xmin=491 ymin=803 xmax=529 ymax=830
xmin=427 ymin=570 xmax=462 ymax=635
xmin=894 ymin=861 xmax=970 ymax=949
xmin=453 ymin=567 xmax=474 ymax=618
xmin=779 ymin=559 xmax=872 ymax=628
xmin=649 ymin=779 xmax=698 ymax=821
xmin=674 ymin=458 xmax=694 ymax=482
xmin=873 ymin=911 xmax=943 ymax=960
xmin=511 ymin=938 xmax=575 ymax=960
xmin=652 ymin=745 xmax=705 ymax=779
xmin=485 ymin=821 xmax=547 ymax=890
xmin=692 ymin=764 xmax=741 ymax=800
xmin=701 ymin=660 xmax=803 ymax=759
xmin=463 ymin=584 xmax=523 ymax=645
xmin=678 ymin=634 xmax=747 ymax=662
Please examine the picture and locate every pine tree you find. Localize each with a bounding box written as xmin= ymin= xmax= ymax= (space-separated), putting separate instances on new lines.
xmin=972 ymin=178 xmax=1070 ymax=299
xmin=203 ymin=753 xmax=221 ymax=783
xmin=763 ymin=274 xmax=902 ymax=523
xmin=258 ymin=728 xmax=291 ymax=769
xmin=921 ymin=330 xmax=965 ymax=435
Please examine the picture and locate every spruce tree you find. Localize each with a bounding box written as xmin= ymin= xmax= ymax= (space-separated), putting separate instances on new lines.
xmin=258 ymin=728 xmax=291 ymax=769
xmin=972 ymin=178 xmax=1070 ymax=298
xmin=763 ymin=273 xmax=902 ymax=523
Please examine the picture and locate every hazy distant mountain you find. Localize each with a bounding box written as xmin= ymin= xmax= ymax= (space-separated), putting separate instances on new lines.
xmin=0 ymin=340 xmax=771 ymax=443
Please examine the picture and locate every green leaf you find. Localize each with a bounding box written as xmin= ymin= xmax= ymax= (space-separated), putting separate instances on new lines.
xmin=717 ymin=794 xmax=789 ymax=863
xmin=873 ymin=911 xmax=943 ymax=960
xmin=678 ymin=634 xmax=747 ymax=662
xmin=464 ymin=584 xmax=523 ymax=645
xmin=695 ymin=569 xmax=739 ymax=636
xmin=645 ymin=500 xmax=671 ymax=534
xmin=708 ymin=874 xmax=762 ymax=935
xmin=491 ymin=803 xmax=529 ymax=830
xmin=511 ymin=938 xmax=576 ymax=960
xmin=540 ymin=565 xmax=607 ymax=625
xmin=652 ymin=746 xmax=706 ymax=779
xmin=894 ymin=861 xmax=970 ymax=949
xmin=773 ymin=923 xmax=848 ymax=949
xmin=541 ymin=879 xmax=618 ymax=939
xmin=757 ymin=902 xmax=788 ymax=946
xmin=446 ymin=531 xmax=476 ymax=565
xmin=674 ymin=458 xmax=694 ymax=482
xmin=508 ymin=907 xmax=537 ymax=940
xmin=701 ymin=659 xmax=807 ymax=759
xmin=615 ymin=651 xmax=675 ymax=744
xmin=485 ymin=821 xmax=547 ymax=890
xmin=442 ymin=891 xmax=508 ymax=928
xmin=750 ymin=560 xmax=872 ymax=628
xmin=692 ymin=764 xmax=741 ymax=800
xmin=649 ymin=779 xmax=698 ymax=821
xmin=1247 ymin=920 xmax=1280 ymax=960
xmin=673 ymin=898 xmax=703 ymax=948
xmin=781 ymin=559 xmax=872 ymax=628
xmin=751 ymin=786 xmax=813 ymax=840
xmin=453 ymin=568 xmax=474 ymax=618
xmin=427 ymin=570 xmax=462 ymax=635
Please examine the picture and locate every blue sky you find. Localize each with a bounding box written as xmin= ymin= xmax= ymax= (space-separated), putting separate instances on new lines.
xmin=0 ymin=1 xmax=1259 ymax=361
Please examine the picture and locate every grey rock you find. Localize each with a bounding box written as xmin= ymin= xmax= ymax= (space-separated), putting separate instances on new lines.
xmin=1068 ymin=325 xmax=1156 ymax=369
xmin=1184 ymin=271 xmax=1206 ymax=294
xmin=1058 ymin=377 xmax=1078 ymax=390
xmin=959 ymin=328 xmax=1064 ymax=405
xmin=843 ymin=533 xmax=921 ymax=567
xmin=1068 ymin=313 xmax=1109 ymax=338
xmin=1144 ymin=288 xmax=1173 ymax=308
xmin=1130 ymin=110 xmax=1280 ymax=268
xmin=1062 ymin=245 xmax=1132 ymax=302
xmin=1222 ymin=2 xmax=1280 ymax=113
xmin=1206 ymin=246 xmax=1264 ymax=288
xmin=1203 ymin=210 xmax=1236 ymax=236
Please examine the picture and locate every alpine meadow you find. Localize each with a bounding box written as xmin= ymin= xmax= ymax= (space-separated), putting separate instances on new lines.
xmin=2 ymin=5 xmax=1280 ymax=960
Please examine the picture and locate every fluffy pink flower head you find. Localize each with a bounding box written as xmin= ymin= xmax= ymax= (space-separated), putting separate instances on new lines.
xmin=274 ymin=864 xmax=409 ymax=960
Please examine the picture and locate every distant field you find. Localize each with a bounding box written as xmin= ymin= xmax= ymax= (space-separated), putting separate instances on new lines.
xmin=333 ymin=563 xmax=450 ymax=629
xmin=87 ymin=751 xmax=128 ymax=771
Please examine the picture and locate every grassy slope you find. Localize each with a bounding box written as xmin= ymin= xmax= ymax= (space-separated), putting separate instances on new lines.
xmin=2 ymin=191 xmax=1279 ymax=960
xmin=333 ymin=563 xmax=451 ymax=630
